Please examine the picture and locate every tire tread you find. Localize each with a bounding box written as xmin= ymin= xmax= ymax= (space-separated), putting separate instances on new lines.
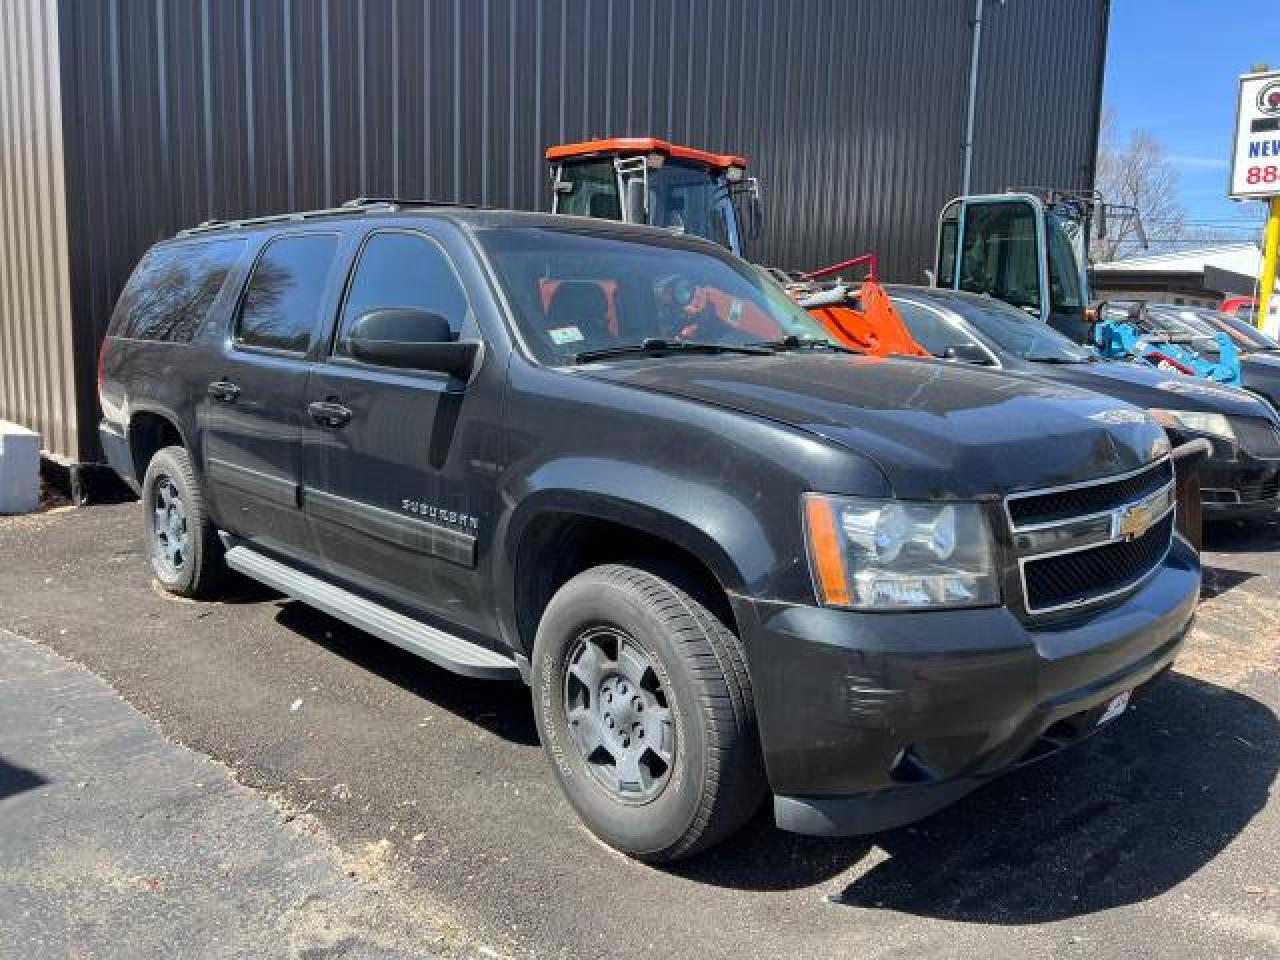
xmin=585 ymin=563 xmax=765 ymax=860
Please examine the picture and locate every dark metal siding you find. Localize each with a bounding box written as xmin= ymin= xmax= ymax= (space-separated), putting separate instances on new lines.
xmin=969 ymin=0 xmax=1111 ymax=196
xmin=50 ymin=0 xmax=1106 ymax=461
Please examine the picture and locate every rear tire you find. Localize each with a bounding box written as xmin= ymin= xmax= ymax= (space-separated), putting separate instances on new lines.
xmin=141 ymin=445 xmax=225 ymax=599
xmin=531 ymin=564 xmax=765 ymax=861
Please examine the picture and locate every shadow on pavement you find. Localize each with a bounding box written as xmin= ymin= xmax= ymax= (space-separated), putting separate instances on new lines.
xmin=1203 ymin=515 xmax=1280 ymax=553
xmin=273 ymin=600 xmax=539 ymax=746
xmin=253 ymin=582 xmax=1275 ymax=922
xmin=1200 ymin=564 xmax=1260 ymax=600
xmin=669 ymin=671 xmax=1277 ymax=920
xmin=0 ymin=756 xmax=47 ymax=802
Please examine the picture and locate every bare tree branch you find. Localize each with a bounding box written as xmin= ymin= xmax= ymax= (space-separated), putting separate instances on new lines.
xmin=1093 ymin=114 xmax=1185 ymax=261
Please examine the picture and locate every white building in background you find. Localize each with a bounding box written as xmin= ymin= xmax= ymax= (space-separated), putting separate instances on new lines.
xmin=1091 ymin=244 xmax=1280 ymax=337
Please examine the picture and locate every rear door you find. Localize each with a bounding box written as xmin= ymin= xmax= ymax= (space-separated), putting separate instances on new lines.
xmin=300 ymin=225 xmax=504 ymax=636
xmin=200 ymin=232 xmax=344 ymax=561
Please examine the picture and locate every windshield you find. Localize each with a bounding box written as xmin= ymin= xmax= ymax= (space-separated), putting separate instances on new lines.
xmin=477 ymin=227 xmax=836 ymax=364
xmin=1188 ymin=307 xmax=1280 ymax=351
xmin=898 ymin=293 xmax=1093 ymax=363
xmin=647 ymin=160 xmax=739 ymax=252
xmin=956 ymin=200 xmax=1042 ymax=311
xmin=1140 ymin=307 xmax=1220 ymax=345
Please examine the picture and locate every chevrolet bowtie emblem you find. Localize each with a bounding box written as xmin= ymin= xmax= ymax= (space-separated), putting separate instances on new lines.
xmin=1114 ymin=502 xmax=1156 ymax=541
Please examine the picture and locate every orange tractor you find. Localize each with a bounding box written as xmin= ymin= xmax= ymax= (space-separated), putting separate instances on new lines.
xmin=545 ymin=138 xmax=928 ymax=358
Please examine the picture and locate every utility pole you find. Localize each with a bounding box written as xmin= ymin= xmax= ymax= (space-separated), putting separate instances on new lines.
xmin=1260 ymin=199 xmax=1279 ymax=330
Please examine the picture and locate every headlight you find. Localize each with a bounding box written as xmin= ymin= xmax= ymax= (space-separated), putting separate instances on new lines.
xmin=802 ymin=495 xmax=999 ymax=610
xmin=1147 ymin=408 xmax=1235 ymax=441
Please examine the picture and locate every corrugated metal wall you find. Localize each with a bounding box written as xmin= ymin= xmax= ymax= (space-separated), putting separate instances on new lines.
xmin=0 ymin=0 xmax=77 ymax=460
xmin=43 ymin=0 xmax=1106 ymax=462
xmin=970 ymin=0 xmax=1110 ymax=195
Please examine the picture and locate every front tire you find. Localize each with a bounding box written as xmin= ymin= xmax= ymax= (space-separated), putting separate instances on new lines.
xmin=531 ymin=564 xmax=765 ymax=861
xmin=141 ymin=445 xmax=225 ymax=599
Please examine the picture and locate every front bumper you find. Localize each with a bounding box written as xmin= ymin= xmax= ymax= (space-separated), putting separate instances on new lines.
xmin=735 ymin=537 xmax=1200 ymax=836
xmin=1172 ymin=431 xmax=1280 ymax=515
xmin=1199 ymin=456 xmax=1280 ymax=515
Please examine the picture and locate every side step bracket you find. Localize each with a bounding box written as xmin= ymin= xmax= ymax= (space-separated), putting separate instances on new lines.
xmin=223 ymin=544 xmax=520 ymax=681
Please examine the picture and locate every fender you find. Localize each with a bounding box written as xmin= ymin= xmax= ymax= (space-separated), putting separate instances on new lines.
xmin=491 ymin=456 xmax=787 ymax=654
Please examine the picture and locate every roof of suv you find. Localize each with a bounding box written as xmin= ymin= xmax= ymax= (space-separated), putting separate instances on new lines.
xmin=173 ymin=199 xmax=666 ymax=242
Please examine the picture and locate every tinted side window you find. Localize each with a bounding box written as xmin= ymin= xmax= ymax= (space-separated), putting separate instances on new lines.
xmin=336 ymin=232 xmax=469 ymax=356
xmin=235 ymin=234 xmax=341 ymax=353
xmin=894 ymin=300 xmax=980 ymax=357
xmin=110 ymin=238 xmax=246 ymax=342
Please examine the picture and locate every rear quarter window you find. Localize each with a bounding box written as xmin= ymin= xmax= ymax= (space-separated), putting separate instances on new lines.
xmin=109 ymin=238 xmax=247 ymax=342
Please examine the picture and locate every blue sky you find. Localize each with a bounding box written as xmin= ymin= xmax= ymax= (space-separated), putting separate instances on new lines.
xmin=1103 ymin=0 xmax=1275 ymax=239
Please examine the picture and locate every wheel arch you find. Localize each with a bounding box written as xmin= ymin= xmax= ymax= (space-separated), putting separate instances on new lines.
xmin=498 ymin=490 xmax=756 ymax=658
xmin=127 ymin=406 xmax=192 ymax=481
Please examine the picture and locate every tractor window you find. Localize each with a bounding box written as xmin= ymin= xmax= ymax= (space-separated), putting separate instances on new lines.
xmin=957 ymin=201 xmax=1042 ymax=313
xmin=556 ymin=161 xmax=621 ymax=220
xmin=936 ymin=204 xmax=959 ymax=286
xmin=648 ymin=160 xmax=735 ymax=251
xmin=1045 ymin=214 xmax=1085 ymax=313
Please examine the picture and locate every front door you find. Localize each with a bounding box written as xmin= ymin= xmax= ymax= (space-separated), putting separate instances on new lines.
xmin=300 ymin=227 xmax=502 ymax=636
xmin=200 ymin=231 xmax=344 ymax=561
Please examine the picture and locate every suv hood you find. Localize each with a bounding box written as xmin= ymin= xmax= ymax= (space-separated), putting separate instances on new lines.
xmin=581 ymin=354 xmax=1169 ymax=499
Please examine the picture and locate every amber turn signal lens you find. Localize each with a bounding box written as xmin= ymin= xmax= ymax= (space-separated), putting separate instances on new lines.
xmin=804 ymin=496 xmax=851 ymax=606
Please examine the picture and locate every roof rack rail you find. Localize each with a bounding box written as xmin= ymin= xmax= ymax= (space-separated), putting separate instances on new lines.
xmin=341 ymin=196 xmax=485 ymax=210
xmin=176 ymin=197 xmax=485 ymax=237
xmin=177 ymin=204 xmax=366 ymax=236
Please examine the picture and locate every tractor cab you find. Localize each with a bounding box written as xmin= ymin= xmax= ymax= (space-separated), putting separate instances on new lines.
xmin=934 ymin=191 xmax=1101 ymax=343
xmin=545 ymin=138 xmax=761 ymax=258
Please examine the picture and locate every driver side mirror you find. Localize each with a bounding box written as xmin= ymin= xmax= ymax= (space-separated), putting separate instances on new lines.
xmin=347 ymin=308 xmax=481 ymax=381
xmin=943 ymin=343 xmax=992 ymax=365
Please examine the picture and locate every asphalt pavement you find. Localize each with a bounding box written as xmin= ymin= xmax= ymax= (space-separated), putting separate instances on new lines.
xmin=1 ymin=502 xmax=1278 ymax=959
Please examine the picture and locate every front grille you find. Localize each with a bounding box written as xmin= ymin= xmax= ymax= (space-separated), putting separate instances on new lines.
xmin=1006 ymin=457 xmax=1175 ymax=616
xmin=1007 ymin=458 xmax=1174 ymax=527
xmin=1231 ymin=416 xmax=1280 ymax=459
xmin=1023 ymin=512 xmax=1174 ymax=613
xmin=1237 ymin=475 xmax=1280 ymax=503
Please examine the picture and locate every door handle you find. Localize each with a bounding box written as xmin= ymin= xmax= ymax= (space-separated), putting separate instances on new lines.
xmin=308 ymin=400 xmax=353 ymax=428
xmin=207 ymin=380 xmax=241 ymax=403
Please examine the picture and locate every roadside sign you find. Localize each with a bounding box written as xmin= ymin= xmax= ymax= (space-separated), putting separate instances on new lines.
xmin=1230 ymin=69 xmax=1280 ymax=199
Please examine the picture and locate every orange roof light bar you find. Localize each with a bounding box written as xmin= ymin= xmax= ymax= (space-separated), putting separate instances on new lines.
xmin=545 ymin=137 xmax=747 ymax=170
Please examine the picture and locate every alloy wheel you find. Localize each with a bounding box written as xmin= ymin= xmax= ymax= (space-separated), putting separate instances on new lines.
xmin=563 ymin=627 xmax=676 ymax=804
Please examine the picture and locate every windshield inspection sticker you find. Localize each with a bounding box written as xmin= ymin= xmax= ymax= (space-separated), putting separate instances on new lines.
xmin=548 ymin=325 xmax=585 ymax=345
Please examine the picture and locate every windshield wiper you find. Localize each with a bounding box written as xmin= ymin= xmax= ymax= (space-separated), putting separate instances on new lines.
xmin=573 ymin=338 xmax=772 ymax=364
xmin=749 ymin=335 xmax=856 ymax=354
xmin=1026 ymin=355 xmax=1089 ymax=364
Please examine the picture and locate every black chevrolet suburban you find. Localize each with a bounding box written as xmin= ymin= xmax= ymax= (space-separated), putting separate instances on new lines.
xmin=99 ymin=202 xmax=1200 ymax=861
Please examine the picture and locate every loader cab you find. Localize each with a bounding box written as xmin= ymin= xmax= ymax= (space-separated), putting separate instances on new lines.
xmin=546 ymin=138 xmax=761 ymax=259
xmin=935 ymin=193 xmax=1091 ymax=343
